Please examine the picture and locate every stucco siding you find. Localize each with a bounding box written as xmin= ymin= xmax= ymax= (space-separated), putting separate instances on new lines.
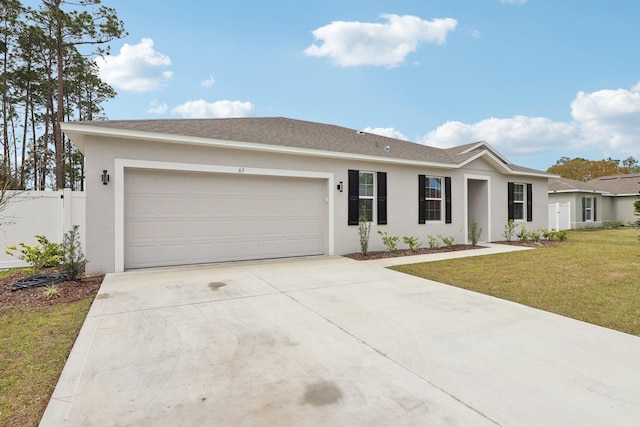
xmin=84 ymin=136 xmax=550 ymax=274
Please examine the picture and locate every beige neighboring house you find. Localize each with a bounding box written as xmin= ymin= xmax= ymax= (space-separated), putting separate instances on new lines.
xmin=548 ymin=174 xmax=640 ymax=228
xmin=589 ymin=174 xmax=640 ymax=225
xmin=61 ymin=117 xmax=554 ymax=274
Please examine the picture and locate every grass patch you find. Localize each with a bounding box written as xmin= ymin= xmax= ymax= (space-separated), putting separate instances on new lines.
xmin=0 ymin=299 xmax=93 ymax=427
xmin=392 ymin=228 xmax=640 ymax=336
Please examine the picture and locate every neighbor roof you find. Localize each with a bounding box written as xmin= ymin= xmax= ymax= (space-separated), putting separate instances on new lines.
xmin=61 ymin=117 xmax=552 ymax=177
xmin=548 ymin=177 xmax=607 ymax=193
xmin=588 ymin=174 xmax=640 ymax=196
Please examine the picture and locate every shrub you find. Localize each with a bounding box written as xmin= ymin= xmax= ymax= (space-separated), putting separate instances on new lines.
xmin=440 ymin=235 xmax=455 ymax=247
xmin=402 ymin=235 xmax=422 ymax=252
xmin=427 ymin=235 xmax=440 ymax=249
xmin=601 ymin=220 xmax=623 ymax=229
xmin=42 ymin=284 xmax=59 ymax=299
xmin=469 ymin=220 xmax=482 ymax=246
xmin=377 ymin=230 xmax=399 ymax=252
xmin=62 ymin=225 xmax=86 ymax=280
xmin=516 ymin=224 xmax=529 ymax=242
xmin=6 ymin=235 xmax=63 ymax=269
xmin=528 ymin=229 xmax=542 ymax=243
xmin=358 ymin=214 xmax=371 ymax=255
xmin=503 ymin=219 xmax=516 ymax=241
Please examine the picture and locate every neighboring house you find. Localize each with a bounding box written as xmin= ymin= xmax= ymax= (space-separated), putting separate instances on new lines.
xmin=588 ymin=174 xmax=640 ymax=225
xmin=548 ymin=174 xmax=640 ymax=228
xmin=548 ymin=177 xmax=607 ymax=229
xmin=61 ymin=117 xmax=554 ymax=274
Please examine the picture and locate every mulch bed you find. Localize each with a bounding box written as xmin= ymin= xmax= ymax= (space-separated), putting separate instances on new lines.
xmin=0 ymin=267 xmax=103 ymax=310
xmin=344 ymin=240 xmax=560 ymax=261
xmin=344 ymin=244 xmax=482 ymax=261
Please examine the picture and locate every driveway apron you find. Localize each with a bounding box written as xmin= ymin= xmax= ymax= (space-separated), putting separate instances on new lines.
xmin=40 ymin=256 xmax=640 ymax=426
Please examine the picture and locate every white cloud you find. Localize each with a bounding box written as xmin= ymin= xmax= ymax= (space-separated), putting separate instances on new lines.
xmin=570 ymin=88 xmax=640 ymax=152
xmin=201 ymin=75 xmax=216 ymax=88
xmin=147 ymin=99 xmax=168 ymax=115
xmin=363 ymin=127 xmax=408 ymax=140
xmin=96 ymin=38 xmax=173 ymax=92
xmin=422 ymin=116 xmax=578 ymax=155
xmin=631 ymin=81 xmax=640 ymax=92
xmin=171 ymin=99 xmax=255 ymax=118
xmin=420 ymin=84 xmax=640 ymax=159
xmin=304 ymin=14 xmax=458 ymax=67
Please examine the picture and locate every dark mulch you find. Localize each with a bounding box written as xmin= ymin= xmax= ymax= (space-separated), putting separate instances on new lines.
xmin=344 ymin=244 xmax=483 ymax=261
xmin=0 ymin=267 xmax=103 ymax=309
xmin=344 ymin=240 xmax=562 ymax=261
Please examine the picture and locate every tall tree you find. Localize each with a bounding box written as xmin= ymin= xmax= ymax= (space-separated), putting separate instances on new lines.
xmin=547 ymin=157 xmax=629 ymax=181
xmin=37 ymin=0 xmax=126 ymax=189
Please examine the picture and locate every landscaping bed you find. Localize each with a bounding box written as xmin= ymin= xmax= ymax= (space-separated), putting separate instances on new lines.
xmin=0 ymin=268 xmax=102 ymax=310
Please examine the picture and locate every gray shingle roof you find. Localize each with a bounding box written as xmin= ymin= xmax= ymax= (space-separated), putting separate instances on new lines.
xmin=588 ymin=174 xmax=640 ymax=195
xmin=65 ymin=117 xmax=551 ymax=175
xmin=548 ymin=177 xmax=604 ymax=193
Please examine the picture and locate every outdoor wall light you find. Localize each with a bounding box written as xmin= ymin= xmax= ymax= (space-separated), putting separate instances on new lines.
xmin=101 ymin=170 xmax=110 ymax=185
xmin=337 ymin=181 xmax=343 ymax=192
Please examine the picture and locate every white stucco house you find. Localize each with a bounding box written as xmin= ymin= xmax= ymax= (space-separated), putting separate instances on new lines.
xmin=548 ymin=174 xmax=640 ymax=228
xmin=61 ymin=117 xmax=554 ymax=274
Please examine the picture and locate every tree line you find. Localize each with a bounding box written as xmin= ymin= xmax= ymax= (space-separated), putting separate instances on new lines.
xmin=1 ymin=0 xmax=126 ymax=191
xmin=547 ymin=156 xmax=640 ymax=181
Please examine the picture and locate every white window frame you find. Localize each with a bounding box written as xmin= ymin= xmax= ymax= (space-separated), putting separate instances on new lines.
xmin=584 ymin=197 xmax=593 ymax=221
xmin=358 ymin=171 xmax=375 ymax=222
xmin=513 ymin=183 xmax=525 ymax=221
xmin=424 ymin=176 xmax=443 ymax=222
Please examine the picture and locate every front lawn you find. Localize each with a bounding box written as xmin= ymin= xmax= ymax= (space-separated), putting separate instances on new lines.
xmin=392 ymin=228 xmax=640 ymax=336
xmin=0 ymin=269 xmax=101 ymax=427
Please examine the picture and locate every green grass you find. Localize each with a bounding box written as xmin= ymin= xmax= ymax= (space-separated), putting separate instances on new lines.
xmin=0 ymin=299 xmax=94 ymax=427
xmin=392 ymin=228 xmax=640 ymax=336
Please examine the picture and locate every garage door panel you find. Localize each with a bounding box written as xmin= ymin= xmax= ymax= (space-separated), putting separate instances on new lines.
xmin=124 ymin=170 xmax=326 ymax=269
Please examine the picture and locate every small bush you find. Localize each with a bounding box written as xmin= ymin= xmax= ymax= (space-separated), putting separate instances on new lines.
xmin=6 ymin=235 xmax=63 ymax=269
xmin=358 ymin=214 xmax=371 ymax=255
xmin=427 ymin=235 xmax=440 ymax=249
xmin=42 ymin=284 xmax=59 ymax=299
xmin=503 ymin=219 xmax=516 ymax=241
xmin=402 ymin=235 xmax=422 ymax=253
xmin=62 ymin=225 xmax=86 ymax=280
xmin=469 ymin=220 xmax=482 ymax=246
xmin=516 ymin=224 xmax=529 ymax=242
xmin=377 ymin=230 xmax=399 ymax=252
xmin=440 ymin=235 xmax=455 ymax=247
xmin=601 ymin=221 xmax=623 ymax=229
xmin=528 ymin=229 xmax=542 ymax=243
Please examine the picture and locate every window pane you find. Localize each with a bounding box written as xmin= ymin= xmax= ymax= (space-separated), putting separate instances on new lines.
xmin=359 ymin=172 xmax=374 ymax=197
xmin=425 ymin=200 xmax=441 ymax=221
xmin=585 ymin=198 xmax=592 ymax=208
xmin=514 ymin=203 xmax=524 ymax=220
xmin=359 ymin=199 xmax=373 ymax=221
xmin=514 ymin=184 xmax=524 ymax=202
xmin=425 ymin=177 xmax=442 ymax=199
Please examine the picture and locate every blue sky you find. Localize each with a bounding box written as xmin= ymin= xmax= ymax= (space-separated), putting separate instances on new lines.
xmin=84 ymin=0 xmax=640 ymax=171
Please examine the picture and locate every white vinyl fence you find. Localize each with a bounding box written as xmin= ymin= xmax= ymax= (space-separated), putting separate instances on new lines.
xmin=0 ymin=190 xmax=85 ymax=269
xmin=548 ymin=202 xmax=571 ymax=231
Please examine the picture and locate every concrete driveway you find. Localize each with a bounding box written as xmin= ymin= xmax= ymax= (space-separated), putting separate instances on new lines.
xmin=41 ymin=255 xmax=640 ymax=426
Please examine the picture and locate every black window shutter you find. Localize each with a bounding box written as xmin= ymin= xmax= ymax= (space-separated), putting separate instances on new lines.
xmin=445 ymin=176 xmax=452 ymax=224
xmin=507 ymin=182 xmax=515 ymax=221
xmin=581 ymin=196 xmax=586 ymax=222
xmin=377 ymin=172 xmax=387 ymax=225
xmin=526 ymin=183 xmax=533 ymax=222
xmin=418 ymin=175 xmax=426 ymax=224
xmin=348 ymin=170 xmax=359 ymax=225
xmin=593 ymin=197 xmax=597 ymax=221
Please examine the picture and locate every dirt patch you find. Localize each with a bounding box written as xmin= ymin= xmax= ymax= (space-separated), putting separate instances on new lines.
xmin=0 ymin=267 xmax=103 ymax=309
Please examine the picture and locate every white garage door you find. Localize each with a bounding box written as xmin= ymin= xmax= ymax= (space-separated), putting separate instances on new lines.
xmin=124 ymin=169 xmax=327 ymax=269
